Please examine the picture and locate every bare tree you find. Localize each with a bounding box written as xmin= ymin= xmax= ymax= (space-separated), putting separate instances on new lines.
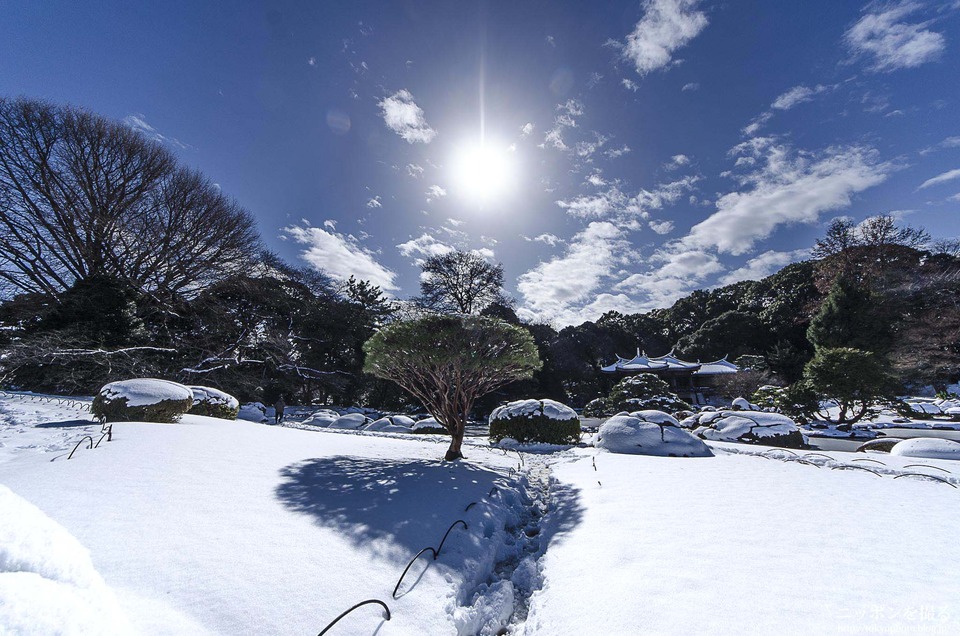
xmin=0 ymin=97 xmax=259 ymax=303
xmin=416 ymin=250 xmax=508 ymax=314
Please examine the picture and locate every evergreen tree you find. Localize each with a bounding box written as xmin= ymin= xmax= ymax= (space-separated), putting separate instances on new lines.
xmin=806 ymin=277 xmax=892 ymax=354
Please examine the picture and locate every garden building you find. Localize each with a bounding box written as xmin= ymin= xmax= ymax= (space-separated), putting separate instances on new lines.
xmin=600 ymin=350 xmax=738 ymax=405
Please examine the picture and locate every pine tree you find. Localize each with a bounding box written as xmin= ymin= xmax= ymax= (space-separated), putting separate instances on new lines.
xmin=806 ymin=277 xmax=892 ymax=354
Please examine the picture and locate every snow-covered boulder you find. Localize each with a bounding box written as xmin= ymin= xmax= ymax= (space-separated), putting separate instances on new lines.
xmin=855 ymin=437 xmax=904 ymax=453
xmin=365 ymin=415 xmax=416 ymax=432
xmin=489 ymin=399 xmax=581 ymax=445
xmin=686 ymin=410 xmax=806 ymax=448
xmin=909 ymin=402 xmax=941 ymax=415
xmin=301 ymin=409 xmax=339 ymax=427
xmin=595 ymin=415 xmax=712 ymax=457
xmin=92 ymin=378 xmax=194 ymax=423
xmin=327 ymin=413 xmax=369 ymax=430
xmin=731 ymin=397 xmax=760 ymax=411
xmin=628 ymin=409 xmax=680 ymax=426
xmin=0 ymin=485 xmax=131 ymax=633
xmin=890 ymin=438 xmax=960 ymax=461
xmin=237 ymin=402 xmax=267 ymax=423
xmin=187 ymin=386 xmax=240 ymax=420
xmin=411 ymin=417 xmax=447 ymax=434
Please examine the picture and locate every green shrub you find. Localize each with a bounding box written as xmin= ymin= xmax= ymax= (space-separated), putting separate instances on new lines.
xmin=489 ymin=399 xmax=581 ymax=444
xmin=92 ymin=379 xmax=194 ymax=423
xmin=582 ymin=397 xmax=613 ymax=418
xmin=187 ymin=386 xmax=240 ymax=420
xmin=751 ymin=383 xmax=818 ymax=424
xmin=607 ymin=374 xmax=691 ymax=413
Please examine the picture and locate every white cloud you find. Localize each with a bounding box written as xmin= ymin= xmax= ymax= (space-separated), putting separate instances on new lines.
xmin=284 ymin=223 xmax=397 ymax=290
xmin=648 ymin=220 xmax=675 ymax=234
xmin=844 ymin=1 xmax=945 ymax=72
xmin=396 ymin=233 xmax=454 ymax=260
xmin=406 ymin=163 xmax=424 ymax=178
xmin=742 ymin=112 xmax=773 ymax=136
xmin=771 ymin=84 xmax=830 ymax=110
xmin=557 ymin=176 xmax=699 ymax=221
xmin=621 ymin=0 xmax=709 ymax=76
xmin=717 ymin=249 xmax=811 ymax=286
xmin=949 ymin=192 xmax=960 ymax=201
xmin=918 ymin=168 xmax=960 ymax=189
xmin=575 ymin=134 xmax=609 ymax=159
xmin=683 ymin=143 xmax=891 ymax=255
xmin=605 ymin=145 xmax=632 ymax=159
xmin=681 ymin=82 xmax=700 ymax=91
xmin=540 ymin=100 xmax=584 ymax=151
xmin=521 ymin=122 xmax=535 ymax=137
xmin=615 ymin=248 xmax=724 ymax=309
xmin=378 ymin=89 xmax=437 ymax=143
xmin=587 ymin=173 xmax=607 ymax=187
xmin=531 ymin=233 xmax=562 ymax=246
xmin=307 ymin=57 xmax=317 ymax=66
xmin=665 ymin=154 xmax=690 ymax=170
xmin=517 ymin=222 xmax=630 ymax=326
xmin=426 ymin=185 xmax=447 ymax=202
xmin=366 ymin=196 xmax=382 ymax=208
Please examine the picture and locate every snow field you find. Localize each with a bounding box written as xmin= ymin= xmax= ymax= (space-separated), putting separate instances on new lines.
xmin=0 ymin=392 xmax=99 ymax=465
xmin=0 ymin=415 xmax=535 ymax=634
xmin=521 ymin=446 xmax=960 ymax=635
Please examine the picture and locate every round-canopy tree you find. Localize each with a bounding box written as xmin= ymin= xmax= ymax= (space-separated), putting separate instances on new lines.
xmin=363 ymin=314 xmax=541 ymax=460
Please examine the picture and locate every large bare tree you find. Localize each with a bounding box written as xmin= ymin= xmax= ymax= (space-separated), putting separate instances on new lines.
xmin=416 ymin=250 xmax=508 ymax=314
xmin=0 ymin=97 xmax=259 ymax=302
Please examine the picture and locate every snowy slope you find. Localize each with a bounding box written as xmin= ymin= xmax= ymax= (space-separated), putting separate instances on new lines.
xmin=522 ymin=446 xmax=960 ymax=635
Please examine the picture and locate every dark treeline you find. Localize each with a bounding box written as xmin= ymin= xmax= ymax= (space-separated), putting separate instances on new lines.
xmin=2 ymin=98 xmax=959 ymax=409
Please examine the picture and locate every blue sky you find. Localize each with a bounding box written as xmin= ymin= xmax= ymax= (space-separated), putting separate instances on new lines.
xmin=3 ymin=0 xmax=960 ymax=325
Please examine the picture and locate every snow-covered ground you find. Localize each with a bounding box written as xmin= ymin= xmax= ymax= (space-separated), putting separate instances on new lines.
xmin=2 ymin=394 xmax=960 ymax=634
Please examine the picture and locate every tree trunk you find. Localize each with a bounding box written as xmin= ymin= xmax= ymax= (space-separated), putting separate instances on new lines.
xmin=443 ymin=411 xmax=466 ymax=461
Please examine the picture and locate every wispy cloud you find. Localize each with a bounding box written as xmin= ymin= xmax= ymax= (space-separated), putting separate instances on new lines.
xmin=615 ymin=248 xmax=724 ymax=309
xmin=366 ymin=196 xmax=382 ymax=208
xmin=771 ymin=84 xmax=832 ymax=110
xmin=917 ymin=167 xmax=960 ymax=189
xmin=844 ymin=1 xmax=945 ymax=72
xmin=681 ymin=82 xmax=700 ymax=92
xmin=648 ymin=220 xmax=675 ymax=234
xmin=406 ymin=163 xmax=424 ymax=178
xmin=284 ymin=222 xmax=397 ymax=291
xmin=541 ymin=99 xmax=584 ymax=151
xmin=684 ymin=140 xmax=892 ymax=255
xmin=426 ymin=185 xmax=447 ymax=202
xmin=396 ymin=233 xmax=454 ymax=260
xmin=378 ymin=89 xmax=437 ymax=143
xmin=521 ymin=122 xmax=535 ymax=137
xmin=123 ymin=114 xmax=189 ymax=149
xmin=619 ymin=0 xmax=709 ymax=76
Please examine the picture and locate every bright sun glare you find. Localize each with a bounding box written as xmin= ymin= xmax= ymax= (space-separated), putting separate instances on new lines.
xmin=451 ymin=142 xmax=516 ymax=204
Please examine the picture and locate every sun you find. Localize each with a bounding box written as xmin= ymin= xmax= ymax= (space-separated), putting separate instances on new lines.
xmin=451 ymin=141 xmax=517 ymax=203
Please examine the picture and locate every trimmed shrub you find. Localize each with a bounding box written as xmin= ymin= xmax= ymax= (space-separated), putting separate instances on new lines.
xmin=410 ymin=417 xmax=447 ymax=434
xmin=92 ymin=378 xmax=193 ymax=423
xmin=187 ymin=386 xmax=240 ymax=420
xmin=751 ymin=383 xmax=818 ymax=424
xmin=489 ymin=398 xmax=581 ymax=445
xmin=608 ymin=374 xmax=691 ymax=413
xmin=582 ymin=397 xmax=613 ymax=418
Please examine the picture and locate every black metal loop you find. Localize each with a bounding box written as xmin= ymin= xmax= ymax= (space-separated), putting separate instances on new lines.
xmin=67 ymin=436 xmax=94 ymax=460
xmin=317 ymin=599 xmax=390 ymax=636
xmin=903 ymin=464 xmax=951 ymax=474
xmin=761 ymin=447 xmax=799 ymax=457
xmin=851 ymin=458 xmax=886 ymax=466
xmin=802 ymin=453 xmax=835 ymax=462
xmin=893 ymin=473 xmax=956 ymax=488
xmin=392 ymin=547 xmax=437 ymax=598
xmin=435 ymin=520 xmax=468 ymax=558
xmin=831 ymin=464 xmax=882 ymax=476
xmin=464 ymin=501 xmax=477 ymax=512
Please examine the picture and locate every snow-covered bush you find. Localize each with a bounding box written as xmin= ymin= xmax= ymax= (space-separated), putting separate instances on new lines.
xmin=489 ymin=399 xmax=581 ymax=445
xmin=410 ymin=417 xmax=447 ymax=434
xmin=595 ymin=414 xmax=712 ymax=457
xmin=607 ymin=374 xmax=691 ymax=414
xmin=91 ymin=378 xmax=193 ymax=423
xmin=187 ymin=386 xmax=240 ymax=420
xmin=237 ymin=402 xmax=267 ymax=423
xmin=890 ymin=438 xmax=960 ymax=461
xmin=682 ymin=410 xmax=806 ymax=448
xmin=582 ymin=397 xmax=612 ymax=418
xmin=751 ymin=383 xmax=818 ymax=424
xmin=328 ymin=413 xmax=369 ymax=429
xmin=731 ymin=397 xmax=760 ymax=411
xmin=365 ymin=415 xmax=416 ymax=432
xmin=301 ymin=409 xmax=339 ymax=427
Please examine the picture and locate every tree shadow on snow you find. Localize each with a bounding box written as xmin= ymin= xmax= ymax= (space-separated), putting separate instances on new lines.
xmin=35 ymin=419 xmax=96 ymax=428
xmin=275 ymin=456 xmax=508 ymax=556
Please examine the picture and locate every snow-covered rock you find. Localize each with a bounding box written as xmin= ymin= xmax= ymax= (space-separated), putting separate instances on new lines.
xmin=0 ymin=485 xmax=131 ymax=633
xmin=364 ymin=415 xmax=416 ymax=432
xmin=731 ymin=397 xmax=760 ymax=411
xmin=300 ymin=409 xmax=339 ymax=427
xmin=238 ymin=402 xmax=268 ymax=423
xmin=327 ymin=413 xmax=369 ymax=429
xmin=595 ymin=415 xmax=713 ymax=457
xmin=890 ymin=438 xmax=960 ymax=461
xmin=98 ymin=378 xmax=192 ymax=407
xmin=627 ymin=410 xmax=680 ymax=426
xmin=909 ymin=402 xmax=941 ymax=415
xmin=686 ymin=410 xmax=806 ymax=448
xmin=188 ymin=386 xmax=239 ymax=410
xmin=411 ymin=417 xmax=447 ymax=434
xmin=855 ymin=437 xmax=904 ymax=453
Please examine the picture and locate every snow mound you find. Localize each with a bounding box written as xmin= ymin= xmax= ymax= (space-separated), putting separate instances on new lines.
xmin=490 ymin=398 xmax=577 ymax=423
xmin=628 ymin=410 xmax=680 ymax=426
xmin=0 ymin=484 xmax=131 ymax=633
xmin=237 ymin=402 xmax=267 ymax=422
xmin=188 ymin=386 xmax=239 ymax=410
xmin=301 ymin=409 xmax=339 ymax=427
xmin=327 ymin=413 xmax=369 ymax=430
xmin=411 ymin=417 xmax=446 ymax=433
xmin=98 ymin=378 xmax=192 ymax=407
xmin=595 ymin=415 xmax=713 ymax=457
xmin=686 ymin=410 xmax=806 ymax=448
xmin=909 ymin=402 xmax=941 ymax=415
xmin=365 ymin=415 xmax=415 ymax=432
xmin=890 ymin=438 xmax=960 ymax=461
xmin=731 ymin=397 xmax=760 ymax=411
